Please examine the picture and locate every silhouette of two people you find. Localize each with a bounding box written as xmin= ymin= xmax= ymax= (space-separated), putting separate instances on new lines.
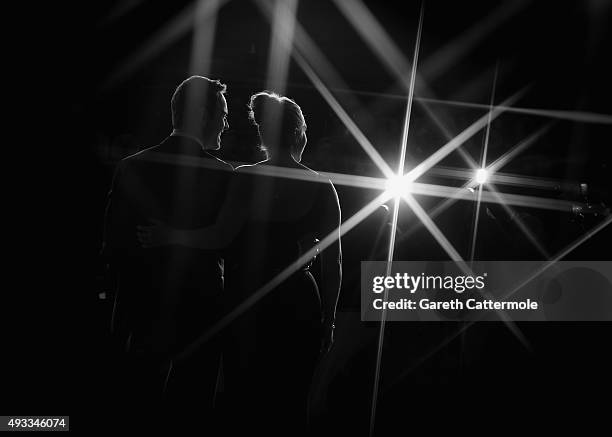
xmin=104 ymin=77 xmax=342 ymax=432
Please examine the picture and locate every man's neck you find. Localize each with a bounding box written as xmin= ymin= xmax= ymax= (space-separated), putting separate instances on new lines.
xmin=171 ymin=128 xmax=210 ymax=150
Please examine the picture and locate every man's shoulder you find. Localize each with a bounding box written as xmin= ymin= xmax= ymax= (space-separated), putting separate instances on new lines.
xmin=119 ymin=143 xmax=232 ymax=173
xmin=203 ymin=152 xmax=234 ymax=171
xmin=114 ymin=137 xmax=235 ymax=185
xmin=118 ymin=142 xmax=164 ymax=166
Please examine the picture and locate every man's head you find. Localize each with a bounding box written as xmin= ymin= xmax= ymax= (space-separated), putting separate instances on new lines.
xmin=171 ymin=76 xmax=229 ymax=150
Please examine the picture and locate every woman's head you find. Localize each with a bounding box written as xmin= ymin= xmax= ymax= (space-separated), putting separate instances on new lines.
xmin=248 ymin=91 xmax=307 ymax=161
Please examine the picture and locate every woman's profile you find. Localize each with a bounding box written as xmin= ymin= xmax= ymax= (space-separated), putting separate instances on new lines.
xmin=138 ymin=91 xmax=342 ymax=430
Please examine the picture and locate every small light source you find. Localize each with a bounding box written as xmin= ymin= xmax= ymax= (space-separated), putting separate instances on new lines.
xmin=385 ymin=175 xmax=412 ymax=198
xmin=475 ymin=168 xmax=489 ymax=185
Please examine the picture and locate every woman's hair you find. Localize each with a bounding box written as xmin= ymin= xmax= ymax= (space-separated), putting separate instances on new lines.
xmin=247 ymin=91 xmax=307 ymax=156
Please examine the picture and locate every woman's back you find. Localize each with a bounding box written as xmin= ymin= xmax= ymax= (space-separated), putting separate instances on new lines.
xmin=220 ymin=92 xmax=341 ymax=431
xmin=227 ymin=161 xmax=338 ymax=282
xmin=221 ymin=161 xmax=340 ymax=430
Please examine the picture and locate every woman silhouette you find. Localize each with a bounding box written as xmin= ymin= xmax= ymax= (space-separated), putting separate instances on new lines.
xmin=138 ymin=91 xmax=342 ymax=430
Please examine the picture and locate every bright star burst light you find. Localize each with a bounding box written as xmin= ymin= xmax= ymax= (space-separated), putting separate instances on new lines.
xmin=384 ymin=174 xmax=413 ymax=198
xmin=475 ymin=168 xmax=489 ymax=184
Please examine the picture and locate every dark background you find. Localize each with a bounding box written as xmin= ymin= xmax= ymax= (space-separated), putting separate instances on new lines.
xmin=8 ymin=0 xmax=612 ymax=432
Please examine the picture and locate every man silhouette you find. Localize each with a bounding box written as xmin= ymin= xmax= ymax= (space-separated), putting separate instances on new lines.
xmin=102 ymin=76 xmax=232 ymax=414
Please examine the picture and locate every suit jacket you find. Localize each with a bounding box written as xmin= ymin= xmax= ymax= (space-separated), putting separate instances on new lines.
xmin=103 ymin=135 xmax=233 ymax=355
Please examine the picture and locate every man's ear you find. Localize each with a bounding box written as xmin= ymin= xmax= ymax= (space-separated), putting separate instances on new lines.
xmin=298 ymin=130 xmax=307 ymax=147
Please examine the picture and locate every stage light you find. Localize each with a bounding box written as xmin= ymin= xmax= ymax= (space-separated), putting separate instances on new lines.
xmin=475 ymin=168 xmax=489 ymax=185
xmin=385 ymin=175 xmax=412 ymax=198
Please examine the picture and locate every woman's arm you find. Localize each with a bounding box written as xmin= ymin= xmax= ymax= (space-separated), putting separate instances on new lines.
xmin=318 ymin=180 xmax=342 ymax=352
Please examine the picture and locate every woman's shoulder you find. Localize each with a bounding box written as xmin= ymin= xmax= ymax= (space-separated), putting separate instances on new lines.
xmin=298 ymin=164 xmax=339 ymax=204
xmin=296 ymin=162 xmax=328 ymax=181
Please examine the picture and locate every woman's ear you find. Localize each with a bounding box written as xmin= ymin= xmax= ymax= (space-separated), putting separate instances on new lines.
xmin=292 ymin=130 xmax=307 ymax=162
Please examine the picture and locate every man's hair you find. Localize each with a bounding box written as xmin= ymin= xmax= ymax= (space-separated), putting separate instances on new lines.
xmin=247 ymin=91 xmax=306 ymax=154
xmin=171 ymin=76 xmax=227 ymax=128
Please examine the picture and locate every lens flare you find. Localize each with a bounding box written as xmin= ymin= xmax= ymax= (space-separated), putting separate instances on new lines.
xmin=385 ymin=175 xmax=412 ymax=198
xmin=475 ymin=168 xmax=489 ymax=185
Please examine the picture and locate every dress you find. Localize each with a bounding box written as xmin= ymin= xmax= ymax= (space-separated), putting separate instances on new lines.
xmin=221 ymin=162 xmax=340 ymax=429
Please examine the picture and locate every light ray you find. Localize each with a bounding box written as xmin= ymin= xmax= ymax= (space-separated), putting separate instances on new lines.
xmin=369 ymin=197 xmax=399 ymax=437
xmin=419 ymin=101 xmax=480 ymax=170
xmin=370 ymin=4 xmax=424 ymax=434
xmin=386 ymin=215 xmax=612 ymax=390
xmin=131 ymin=150 xmax=388 ymax=189
xmin=414 ymin=121 xmax=558 ymax=192
xmin=259 ymin=0 xmax=299 ymax=213
xmin=332 ymin=0 xmax=527 ymax=135
xmin=254 ymin=0 xmax=395 ymax=178
xmin=469 ymin=183 xmax=485 ymax=261
xmin=426 ymin=166 xmax=480 ymax=181
xmin=383 ymin=320 xmax=471 ymax=394
xmin=396 ymin=4 xmax=424 ymax=179
xmin=291 ymin=51 xmax=395 ymax=178
xmin=281 ymin=83 xmax=612 ymax=126
xmin=485 ymin=172 xmax=565 ymax=190
xmin=132 ymin=150 xmax=582 ymax=215
xmin=167 ymin=18 xmax=223 ymax=325
xmin=102 ymin=0 xmax=228 ymax=89
xmin=333 ymin=0 xmax=472 ymax=168
xmin=414 ymin=97 xmax=612 ymax=125
xmin=401 ymin=193 xmax=530 ymax=348
xmin=256 ymin=0 xmax=393 ymax=177
xmin=450 ymin=63 xmax=500 ymax=102
xmin=332 ymin=0 xmax=419 ymax=91
xmin=264 ymin=0 xmax=298 ymax=94
xmin=188 ymin=0 xmax=222 ymax=76
xmin=480 ymin=63 xmax=498 ymax=169
xmin=406 ymin=88 xmax=527 ymax=183
xmin=378 ymin=151 xmax=575 ymax=255
xmin=175 ymin=1 xmax=222 ymax=149
xmin=98 ymin=0 xmax=146 ymax=27
xmin=402 ymin=194 xmax=465 ymax=263
xmin=175 ymin=192 xmax=390 ymax=362
xmin=486 ymin=122 xmax=555 ymax=173
xmin=487 ymin=185 xmax=551 ymax=258
xmin=425 ymin=166 xmax=568 ymax=192
xmin=392 ymin=123 xmax=554 ymax=245
xmin=469 ymin=63 xmax=498 ymax=261
xmin=409 ymin=181 xmax=581 ymax=212
xmin=501 ymin=215 xmax=612 ymax=302
xmin=421 ymin=0 xmax=529 ymax=80
xmin=429 ymin=84 xmax=546 ymax=367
